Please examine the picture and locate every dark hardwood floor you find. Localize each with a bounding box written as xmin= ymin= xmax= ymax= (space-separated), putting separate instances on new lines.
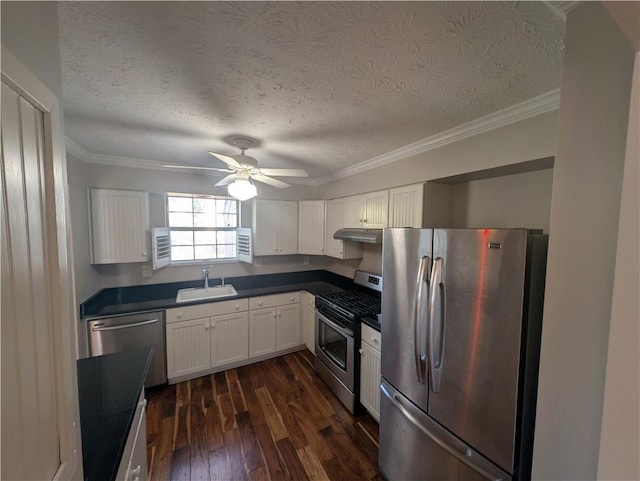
xmin=146 ymin=349 xmax=383 ymax=480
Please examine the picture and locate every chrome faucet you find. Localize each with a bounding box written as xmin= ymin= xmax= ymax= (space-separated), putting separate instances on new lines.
xmin=202 ymin=267 xmax=209 ymax=288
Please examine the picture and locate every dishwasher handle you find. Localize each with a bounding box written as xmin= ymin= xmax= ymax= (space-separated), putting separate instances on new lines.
xmin=90 ymin=318 xmax=160 ymax=332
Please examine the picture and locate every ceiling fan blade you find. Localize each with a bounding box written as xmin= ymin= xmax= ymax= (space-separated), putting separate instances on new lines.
xmin=208 ymin=152 xmax=242 ymax=169
xmin=258 ymin=168 xmax=309 ymax=177
xmin=252 ymin=173 xmax=290 ymax=189
xmin=163 ymin=164 xmax=233 ymax=172
xmin=215 ymin=174 xmax=237 ymax=187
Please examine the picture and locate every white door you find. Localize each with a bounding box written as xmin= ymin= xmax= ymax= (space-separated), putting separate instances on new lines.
xmin=343 ymin=195 xmax=364 ymax=228
xmin=360 ymin=340 xmax=382 ymax=422
xmin=298 ymin=201 xmax=325 ymax=255
xmin=362 ymin=190 xmax=389 ymax=228
xmin=276 ymin=303 xmax=301 ymax=351
xmin=249 ymin=308 xmax=277 ymax=358
xmin=166 ymin=318 xmax=211 ymax=379
xmin=389 ymin=183 xmax=424 ymax=228
xmin=301 ymin=292 xmax=316 ymax=354
xmin=254 ymin=200 xmax=280 ymax=255
xmin=2 ymin=68 xmax=80 ymax=481
xmin=211 ymin=311 xmax=249 ymax=367
xmin=278 ymin=201 xmax=299 ymax=255
xmin=325 ymin=198 xmax=345 ymax=258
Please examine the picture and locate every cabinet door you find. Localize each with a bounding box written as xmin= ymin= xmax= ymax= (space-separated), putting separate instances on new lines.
xmin=90 ymin=188 xmax=149 ymax=264
xmin=389 ymin=183 xmax=424 ymax=228
xmin=166 ymin=318 xmax=211 ymax=380
xmin=325 ymin=199 xmax=362 ymax=260
xmin=300 ymin=293 xmax=316 ymax=354
xmin=276 ymin=303 xmax=301 ymax=351
xmin=253 ymin=200 xmax=280 ymax=256
xmin=211 ymin=312 xmax=249 ymax=368
xmin=363 ymin=190 xmax=389 ymax=229
xmin=278 ymin=201 xmax=299 ymax=255
xmin=342 ymin=195 xmax=364 ymax=228
xmin=360 ymin=340 xmax=381 ymax=422
xmin=298 ymin=201 xmax=325 ymax=255
xmin=325 ymin=199 xmax=345 ymax=258
xmin=249 ymin=308 xmax=277 ymax=358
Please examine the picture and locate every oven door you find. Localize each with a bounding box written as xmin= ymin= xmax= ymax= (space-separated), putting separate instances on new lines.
xmin=315 ymin=310 xmax=355 ymax=391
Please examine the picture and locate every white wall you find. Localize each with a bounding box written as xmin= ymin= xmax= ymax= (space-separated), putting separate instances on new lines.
xmin=449 ymin=168 xmax=554 ymax=233
xmin=532 ymin=3 xmax=636 ymax=479
xmin=597 ymin=51 xmax=639 ymax=481
xmin=320 ymin=110 xmax=557 ymax=199
xmin=1 ymin=2 xmax=63 ymax=98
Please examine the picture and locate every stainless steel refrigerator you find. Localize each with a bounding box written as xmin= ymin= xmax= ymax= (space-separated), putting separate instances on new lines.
xmin=379 ymin=228 xmax=548 ymax=481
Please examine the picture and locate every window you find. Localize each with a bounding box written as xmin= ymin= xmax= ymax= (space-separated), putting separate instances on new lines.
xmin=167 ymin=193 xmax=238 ymax=262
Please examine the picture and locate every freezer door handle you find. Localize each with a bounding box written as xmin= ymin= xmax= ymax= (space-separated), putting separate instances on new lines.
xmin=90 ymin=318 xmax=160 ymax=331
xmin=428 ymin=257 xmax=445 ymax=392
xmin=381 ymin=383 xmax=503 ymax=481
xmin=413 ymin=255 xmax=430 ymax=384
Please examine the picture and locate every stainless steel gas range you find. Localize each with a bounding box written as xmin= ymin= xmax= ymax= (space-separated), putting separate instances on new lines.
xmin=314 ymin=270 xmax=382 ymax=413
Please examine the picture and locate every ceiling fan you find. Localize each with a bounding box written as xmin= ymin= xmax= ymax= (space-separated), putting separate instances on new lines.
xmin=164 ymin=137 xmax=308 ymax=200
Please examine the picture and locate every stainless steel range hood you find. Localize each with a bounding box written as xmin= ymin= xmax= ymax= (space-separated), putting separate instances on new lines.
xmin=333 ymin=228 xmax=383 ymax=244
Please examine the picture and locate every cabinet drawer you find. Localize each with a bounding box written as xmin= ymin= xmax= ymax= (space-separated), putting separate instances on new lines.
xmin=249 ymin=291 xmax=301 ymax=310
xmin=361 ymin=323 xmax=381 ymax=350
xmin=167 ymin=298 xmax=249 ymax=323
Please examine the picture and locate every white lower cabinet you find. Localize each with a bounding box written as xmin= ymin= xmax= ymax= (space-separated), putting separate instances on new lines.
xmin=249 ymin=292 xmax=301 ymax=358
xmin=249 ymin=308 xmax=277 ymax=357
xmin=166 ymin=299 xmax=249 ymax=382
xmin=359 ymin=324 xmax=382 ymax=422
xmin=166 ymin=293 xmax=303 ymax=383
xmin=211 ymin=312 xmax=249 ymax=368
xmin=276 ymin=303 xmax=301 ymax=351
xmin=116 ymin=391 xmax=148 ymax=481
xmin=301 ymin=291 xmax=316 ymax=353
xmin=166 ymin=317 xmax=211 ymax=379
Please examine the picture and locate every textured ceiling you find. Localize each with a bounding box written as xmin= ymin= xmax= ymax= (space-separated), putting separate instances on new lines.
xmin=59 ymin=1 xmax=565 ymax=179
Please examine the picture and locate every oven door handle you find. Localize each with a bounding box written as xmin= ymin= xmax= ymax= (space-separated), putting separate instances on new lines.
xmin=316 ymin=311 xmax=354 ymax=337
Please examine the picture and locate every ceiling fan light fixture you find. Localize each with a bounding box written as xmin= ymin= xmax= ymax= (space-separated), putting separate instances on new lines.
xmin=228 ymin=178 xmax=257 ymax=201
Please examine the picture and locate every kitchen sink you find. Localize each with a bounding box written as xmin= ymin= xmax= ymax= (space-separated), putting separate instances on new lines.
xmin=176 ymin=284 xmax=238 ymax=303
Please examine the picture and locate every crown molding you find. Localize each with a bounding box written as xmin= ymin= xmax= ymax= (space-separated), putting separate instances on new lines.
xmin=66 ymin=88 xmax=559 ymax=186
xmin=313 ymin=89 xmax=560 ymax=185
xmin=543 ymin=1 xmax=582 ymax=21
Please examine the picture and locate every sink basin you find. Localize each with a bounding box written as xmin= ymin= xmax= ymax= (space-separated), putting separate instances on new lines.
xmin=176 ymin=285 xmax=238 ymax=303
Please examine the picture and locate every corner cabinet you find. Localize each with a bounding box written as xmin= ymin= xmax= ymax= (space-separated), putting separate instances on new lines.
xmin=324 ymin=198 xmax=362 ymax=260
xmin=298 ymin=200 xmax=326 ymax=256
xmin=343 ymin=190 xmax=389 ymax=229
xmin=388 ymin=183 xmax=424 ymax=228
xmin=89 ymin=188 xmax=150 ymax=264
xmin=359 ymin=323 xmax=382 ymax=422
xmin=249 ymin=292 xmax=301 ymax=357
xmin=253 ymin=200 xmax=298 ymax=256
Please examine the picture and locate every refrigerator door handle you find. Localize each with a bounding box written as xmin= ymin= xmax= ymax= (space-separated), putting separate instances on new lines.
xmin=413 ymin=255 xmax=430 ymax=384
xmin=381 ymin=383 xmax=503 ymax=481
xmin=428 ymin=257 xmax=445 ymax=392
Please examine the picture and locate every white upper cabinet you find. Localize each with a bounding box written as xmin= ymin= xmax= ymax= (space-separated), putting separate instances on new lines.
xmin=388 ymin=183 xmax=424 ymax=228
xmin=343 ymin=190 xmax=389 ymax=229
xmin=298 ymin=200 xmax=325 ymax=256
xmin=324 ymin=198 xmax=362 ymax=259
xmin=90 ymin=188 xmax=150 ymax=264
xmin=253 ymin=200 xmax=298 ymax=256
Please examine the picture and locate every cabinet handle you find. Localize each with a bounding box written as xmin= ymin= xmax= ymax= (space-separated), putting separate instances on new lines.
xmin=177 ymin=312 xmax=183 ymax=319
xmin=359 ymin=348 xmax=364 ymax=355
xmin=211 ymin=321 xmax=216 ymax=328
xmin=141 ymin=252 xmax=148 ymax=257
xmin=279 ymin=247 xmax=283 ymax=251
xmin=371 ymin=337 xmax=379 ymax=344
xmin=205 ymin=326 xmax=210 ymax=331
xmin=339 ymin=251 xmax=343 ymax=255
xmin=273 ymin=313 xmax=276 ymax=318
xmin=235 ymin=304 xmax=239 ymax=310
xmin=131 ymin=465 xmax=141 ymax=476
xmin=290 ymin=297 xmax=294 ymax=301
xmin=258 ymin=301 xmax=263 ymax=306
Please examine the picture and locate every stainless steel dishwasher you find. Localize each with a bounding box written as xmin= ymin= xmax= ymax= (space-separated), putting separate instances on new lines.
xmin=87 ymin=310 xmax=167 ymax=387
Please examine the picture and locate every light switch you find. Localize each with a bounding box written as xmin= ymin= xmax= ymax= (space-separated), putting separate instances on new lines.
xmin=141 ymin=264 xmax=152 ymax=278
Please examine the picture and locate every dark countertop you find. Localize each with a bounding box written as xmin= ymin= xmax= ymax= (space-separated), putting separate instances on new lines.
xmin=80 ymin=270 xmax=353 ymax=319
xmin=77 ymin=347 xmax=153 ymax=481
